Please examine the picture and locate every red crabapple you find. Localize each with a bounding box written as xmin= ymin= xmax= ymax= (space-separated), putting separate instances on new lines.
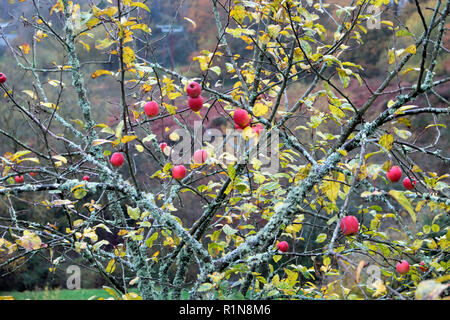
xmin=276 ymin=241 xmax=289 ymax=252
xmin=144 ymin=101 xmax=159 ymax=117
xmin=340 ymin=215 xmax=359 ymax=236
xmin=386 ymin=165 xmax=402 ymax=182
xmin=186 ymin=81 xmax=201 ymax=98
xmin=172 ymin=165 xmax=187 ymax=180
xmin=396 ymin=260 xmax=410 ymax=275
xmin=233 ymin=108 xmax=250 ymax=129
xmin=193 ymin=149 xmax=208 ymax=164
xmin=110 ymin=152 xmax=125 ymax=167
xmin=188 ymin=95 xmax=204 ymax=112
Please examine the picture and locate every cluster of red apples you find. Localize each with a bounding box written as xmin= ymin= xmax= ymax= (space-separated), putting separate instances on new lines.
xmin=107 ymin=82 xmax=209 ymax=181
xmin=107 ymin=82 xmax=262 ymax=181
xmin=142 ymin=81 xmax=205 ymax=119
xmin=386 ymin=165 xmax=416 ymax=190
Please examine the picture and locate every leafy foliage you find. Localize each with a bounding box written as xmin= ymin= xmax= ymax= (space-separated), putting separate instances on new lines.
xmin=0 ymin=0 xmax=449 ymax=300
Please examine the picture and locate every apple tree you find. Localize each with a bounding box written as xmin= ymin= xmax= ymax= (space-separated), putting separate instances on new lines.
xmin=0 ymin=0 xmax=449 ymax=300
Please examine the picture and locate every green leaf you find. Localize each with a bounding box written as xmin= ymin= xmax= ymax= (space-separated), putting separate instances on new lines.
xmin=198 ymin=283 xmax=214 ymax=292
xmin=92 ymin=240 xmax=109 ymax=251
xmin=316 ymin=233 xmax=327 ymax=243
xmin=127 ymin=205 xmax=141 ymax=220
xmin=74 ymin=188 xmax=87 ymax=200
xmin=145 ymin=232 xmax=158 ymax=248
xmin=142 ymin=134 xmax=156 ymax=143
xmin=396 ymin=29 xmax=414 ymax=37
xmin=394 ymin=128 xmax=412 ymax=140
xmin=227 ymin=164 xmax=236 ymax=181
xmin=222 ymin=224 xmax=237 ymax=236
xmin=209 ymin=66 xmax=221 ymax=76
xmin=431 ymin=224 xmax=440 ymax=233
xmin=115 ymin=120 xmax=124 ymax=140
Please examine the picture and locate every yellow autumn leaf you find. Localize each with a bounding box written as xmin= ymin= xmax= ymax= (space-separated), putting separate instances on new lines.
xmin=70 ymin=183 xmax=86 ymax=193
xmin=273 ymin=255 xmax=282 ymax=263
xmin=10 ymin=150 xmax=31 ymax=161
xmin=130 ymin=23 xmax=151 ymax=33
xmin=165 ymin=203 xmax=178 ymax=212
xmin=86 ymin=17 xmax=100 ymax=29
xmin=123 ymin=46 xmax=136 ymax=65
xmin=102 ymin=286 xmax=121 ymax=299
xmin=19 ymin=43 xmax=31 ymax=54
xmin=74 ymin=188 xmax=87 ymax=200
xmin=105 ymin=259 xmax=117 ymax=274
xmin=404 ymin=44 xmax=417 ymax=55
xmin=209 ymin=66 xmax=221 ymax=76
xmin=48 ymin=79 xmax=63 ymax=87
xmin=115 ymin=121 xmax=124 ymax=140
xmin=381 ymin=20 xmax=394 ymax=28
xmin=163 ymin=102 xmax=177 ymax=115
xmin=52 ymin=155 xmax=67 ymax=164
xmin=379 ymin=134 xmax=394 ymax=151
xmin=22 ymin=90 xmax=37 ymax=99
xmin=84 ymin=228 xmax=98 ymax=242
xmin=242 ymin=126 xmax=255 ymax=140
xmin=135 ymin=144 xmax=144 ymax=152
xmin=321 ymin=178 xmax=341 ymax=203
xmin=251 ymin=157 xmax=262 ymax=170
xmin=129 ymin=1 xmax=151 ymax=12
xmin=169 ymin=131 xmax=180 ymax=141
xmin=253 ymin=102 xmax=268 ymax=117
xmin=121 ymin=135 xmax=137 ymax=144
xmin=78 ymin=40 xmax=90 ymax=52
xmin=395 ymin=105 xmax=418 ymax=115
xmin=230 ymin=5 xmax=247 ymax=24
xmin=193 ymin=55 xmax=209 ymax=71
xmin=122 ymin=292 xmax=142 ymax=300
xmin=388 ymin=190 xmax=416 ymax=224
xmin=95 ymin=6 xmax=118 ymax=18
xmin=267 ymin=24 xmax=281 ymax=38
xmin=17 ymin=230 xmax=43 ymax=251
xmin=92 ymin=139 xmax=112 ymax=146
xmin=40 ymin=102 xmax=58 ymax=109
xmin=92 ymin=70 xmax=113 ymax=79
xmin=184 ymin=17 xmax=196 ymax=28
xmin=17 ymin=157 xmax=40 ymax=164
xmin=225 ymin=27 xmax=256 ymax=38
xmin=372 ymin=279 xmax=387 ymax=297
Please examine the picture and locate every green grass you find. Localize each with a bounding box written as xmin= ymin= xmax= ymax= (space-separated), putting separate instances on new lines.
xmin=0 ymin=287 xmax=191 ymax=300
xmin=0 ymin=288 xmax=119 ymax=300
